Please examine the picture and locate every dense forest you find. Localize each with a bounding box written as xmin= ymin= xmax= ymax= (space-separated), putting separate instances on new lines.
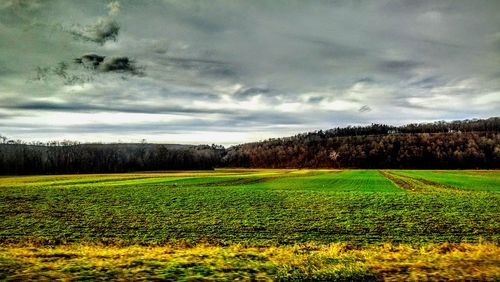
xmin=0 ymin=117 xmax=498 ymax=174
xmin=224 ymin=117 xmax=499 ymax=169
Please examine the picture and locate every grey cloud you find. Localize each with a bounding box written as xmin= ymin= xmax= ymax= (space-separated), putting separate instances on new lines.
xmin=99 ymin=57 xmax=141 ymax=74
xmin=0 ymin=0 xmax=41 ymax=10
xmin=288 ymin=34 xmax=367 ymax=59
xmin=68 ymin=1 xmax=121 ymax=45
xmin=492 ymin=33 xmax=500 ymax=52
xmin=0 ymin=0 xmax=45 ymax=25
xmin=234 ymin=87 xmax=270 ymax=99
xmin=31 ymin=54 xmax=144 ymax=83
xmin=358 ymin=105 xmax=372 ymax=113
xmin=379 ymin=0 xmax=454 ymax=13
xmin=0 ymin=112 xmax=20 ymax=119
xmin=157 ymin=56 xmax=238 ymax=79
xmin=4 ymin=101 xmax=233 ymax=115
xmin=234 ymin=112 xmax=305 ymax=126
xmin=69 ymin=18 xmax=120 ymax=45
xmin=307 ymin=96 xmax=325 ymax=104
xmin=355 ymin=77 xmax=376 ymax=84
xmin=2 ymin=122 xmax=215 ymax=135
xmin=1 ymin=113 xmax=304 ymax=135
xmin=407 ymin=76 xmax=444 ymax=89
xmin=74 ymin=53 xmax=105 ymax=69
xmin=31 ymin=62 xmax=91 ymax=85
xmin=378 ymin=59 xmax=420 ymax=74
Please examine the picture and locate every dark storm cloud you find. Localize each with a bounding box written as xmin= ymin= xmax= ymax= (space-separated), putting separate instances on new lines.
xmin=31 ymin=54 xmax=143 ymax=84
xmin=74 ymin=54 xmax=105 ymax=69
xmin=72 ymin=53 xmax=141 ymax=75
xmin=99 ymin=57 xmax=141 ymax=74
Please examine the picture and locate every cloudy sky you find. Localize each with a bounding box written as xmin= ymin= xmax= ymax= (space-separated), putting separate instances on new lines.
xmin=1 ymin=0 xmax=499 ymax=145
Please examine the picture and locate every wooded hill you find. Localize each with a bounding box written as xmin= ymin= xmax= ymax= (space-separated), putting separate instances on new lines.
xmin=1 ymin=117 xmax=498 ymax=174
xmin=224 ymin=117 xmax=499 ymax=169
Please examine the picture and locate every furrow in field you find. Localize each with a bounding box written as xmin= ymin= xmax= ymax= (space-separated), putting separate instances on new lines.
xmin=380 ymin=171 xmax=468 ymax=193
xmin=396 ymin=171 xmax=500 ymax=192
xmin=189 ymin=176 xmax=277 ymax=187
xmin=415 ymin=177 xmax=467 ymax=192
xmin=379 ymin=171 xmax=424 ymax=192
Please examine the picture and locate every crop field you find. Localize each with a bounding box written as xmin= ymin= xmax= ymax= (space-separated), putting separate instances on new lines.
xmin=1 ymin=169 xmax=499 ymax=281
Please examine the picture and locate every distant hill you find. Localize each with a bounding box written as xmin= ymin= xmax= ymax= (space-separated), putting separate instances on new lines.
xmin=223 ymin=117 xmax=500 ymax=169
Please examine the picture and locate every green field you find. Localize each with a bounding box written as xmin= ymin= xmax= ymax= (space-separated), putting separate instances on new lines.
xmin=1 ymin=169 xmax=499 ymax=280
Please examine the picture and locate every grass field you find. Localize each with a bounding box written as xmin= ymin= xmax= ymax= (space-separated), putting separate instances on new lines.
xmin=1 ymin=169 xmax=499 ymax=280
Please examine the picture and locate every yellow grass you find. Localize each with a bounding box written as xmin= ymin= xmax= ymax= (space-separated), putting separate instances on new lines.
xmin=1 ymin=242 xmax=498 ymax=281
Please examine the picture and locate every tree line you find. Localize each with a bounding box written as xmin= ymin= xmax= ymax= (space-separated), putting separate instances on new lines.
xmin=0 ymin=117 xmax=498 ymax=174
xmin=0 ymin=143 xmax=225 ymax=175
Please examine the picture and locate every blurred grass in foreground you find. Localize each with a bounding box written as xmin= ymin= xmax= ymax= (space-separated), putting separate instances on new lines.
xmin=1 ymin=242 xmax=498 ymax=281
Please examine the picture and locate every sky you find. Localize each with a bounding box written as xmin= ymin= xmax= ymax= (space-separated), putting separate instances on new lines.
xmin=0 ymin=0 xmax=499 ymax=145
